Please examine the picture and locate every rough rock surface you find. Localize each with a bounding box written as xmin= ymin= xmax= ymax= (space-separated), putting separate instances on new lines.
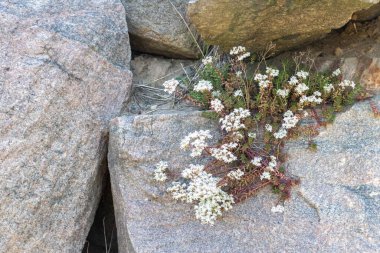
xmin=0 ymin=0 xmax=132 ymax=252
xmin=109 ymin=97 xmax=380 ymax=252
xmin=188 ymin=0 xmax=379 ymax=54
xmin=120 ymin=0 xmax=201 ymax=59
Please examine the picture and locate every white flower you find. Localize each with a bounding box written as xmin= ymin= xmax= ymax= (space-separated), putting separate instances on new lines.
xmin=154 ymin=161 xmax=168 ymax=182
xmin=271 ymin=205 xmax=285 ymax=213
xmin=248 ymin=132 xmax=256 ymax=138
xmin=162 ymin=79 xmax=179 ymax=94
xmin=265 ymin=124 xmax=273 ymax=132
xmin=332 ymin=68 xmax=341 ymax=77
xmin=210 ymin=99 xmax=224 ymax=113
xmin=260 ymin=171 xmax=271 ymax=180
xmin=180 ymin=130 xmax=212 ymax=157
xmin=268 ymin=156 xmax=277 ymax=169
xmin=220 ymin=108 xmax=251 ymax=132
xmin=276 ymin=89 xmax=290 ymax=98
xmin=313 ymin=91 xmax=322 ymax=97
xmin=227 ymin=169 xmax=244 ymax=180
xmin=210 ymin=143 xmax=238 ymax=163
xmin=194 ymin=80 xmax=213 ymax=92
xmin=282 ymin=110 xmax=299 ymax=129
xmin=167 ymin=182 xmax=187 ymax=201
xmin=202 ymin=56 xmax=213 ymax=65
xmin=230 ymin=46 xmax=246 ymax=55
xmin=338 ymin=80 xmax=356 ymax=89
xmin=274 ymin=127 xmax=287 ymax=139
xmin=266 ymin=67 xmax=279 ymax=77
xmin=296 ymin=70 xmax=309 ymax=79
xmin=323 ymin=83 xmax=334 ymax=93
xmin=182 ymin=164 xmax=205 ymax=179
xmin=234 ymin=89 xmax=244 ymax=97
xmin=299 ymin=95 xmax=323 ymax=105
xmin=295 ymin=83 xmax=309 ymax=94
xmin=254 ymin=74 xmax=270 ymax=88
xmin=251 ymin=156 xmax=262 ymax=166
xmin=237 ymin=52 xmax=250 ymax=61
xmin=288 ymin=76 xmax=299 ymax=86
xmin=236 ymin=71 xmax=242 ymax=77
xmin=212 ymin=90 xmax=221 ymax=97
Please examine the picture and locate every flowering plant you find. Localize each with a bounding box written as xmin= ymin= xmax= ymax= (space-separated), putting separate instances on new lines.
xmin=155 ymin=47 xmax=363 ymax=225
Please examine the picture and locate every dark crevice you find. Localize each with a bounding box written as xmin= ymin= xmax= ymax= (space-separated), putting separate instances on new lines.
xmin=82 ymin=169 xmax=118 ymax=253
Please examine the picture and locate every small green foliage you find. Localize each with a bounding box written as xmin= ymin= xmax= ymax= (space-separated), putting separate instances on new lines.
xmin=308 ymin=141 xmax=318 ymax=152
xmin=189 ymin=91 xmax=208 ymax=106
xmin=201 ymin=111 xmax=219 ymax=120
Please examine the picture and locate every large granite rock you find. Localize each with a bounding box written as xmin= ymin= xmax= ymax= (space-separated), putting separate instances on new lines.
xmin=120 ymin=0 xmax=201 ymax=59
xmin=108 ymin=97 xmax=380 ymax=252
xmin=0 ymin=0 xmax=132 ymax=251
xmin=188 ymin=0 xmax=379 ymax=54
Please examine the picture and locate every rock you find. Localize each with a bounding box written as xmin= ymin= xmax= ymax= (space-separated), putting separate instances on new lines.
xmin=188 ymin=0 xmax=379 ymax=54
xmin=353 ymin=3 xmax=380 ymax=21
xmin=120 ymin=0 xmax=201 ymax=59
xmin=0 ymin=0 xmax=132 ymax=252
xmin=131 ymin=54 xmax=194 ymax=88
xmin=108 ymin=97 xmax=380 ymax=252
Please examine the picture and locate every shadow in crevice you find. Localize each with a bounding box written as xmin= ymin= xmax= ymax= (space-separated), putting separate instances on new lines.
xmin=83 ymin=170 xmax=118 ymax=253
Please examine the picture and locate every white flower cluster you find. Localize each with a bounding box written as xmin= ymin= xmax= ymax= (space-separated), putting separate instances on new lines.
xmin=288 ymin=76 xmax=299 ymax=85
xmin=265 ymin=124 xmax=273 ymax=132
xmin=254 ymin=73 xmax=270 ymax=88
xmin=194 ymin=80 xmax=213 ymax=92
xmin=338 ymin=80 xmax=356 ymax=89
xmin=296 ymin=70 xmax=309 ymax=79
xmin=268 ymin=155 xmax=277 ymax=169
xmin=227 ymin=169 xmax=244 ymax=180
xmin=230 ymin=46 xmax=251 ymax=61
xmin=210 ymin=99 xmax=224 ymax=113
xmin=248 ymin=132 xmax=256 ymax=138
xmin=332 ymin=68 xmax=341 ymax=77
xmin=202 ymin=56 xmax=213 ymax=65
xmin=295 ymin=82 xmax=309 ymax=95
xmin=251 ymin=156 xmax=262 ymax=166
xmin=212 ymin=90 xmax=221 ymax=97
xmin=153 ymin=161 xmax=168 ymax=182
xmin=277 ymin=88 xmax=290 ymax=98
xmin=163 ymin=79 xmax=179 ymax=94
xmin=260 ymin=171 xmax=271 ymax=180
xmin=230 ymin=46 xmax=246 ymax=55
xmin=266 ymin=67 xmax=279 ymax=77
xmin=274 ymin=110 xmax=299 ymax=139
xmin=234 ymin=89 xmax=243 ymax=97
xmin=220 ymin=108 xmax=251 ymax=132
xmin=180 ymin=130 xmax=212 ymax=157
xmin=323 ymin=83 xmax=334 ymax=93
xmin=167 ymin=164 xmax=234 ymax=225
xmin=299 ymin=91 xmax=323 ymax=105
xmin=210 ymin=142 xmax=238 ymax=163
xmin=271 ymin=205 xmax=285 ymax=213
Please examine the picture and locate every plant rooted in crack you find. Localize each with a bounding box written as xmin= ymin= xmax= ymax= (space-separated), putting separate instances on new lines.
xmin=154 ymin=46 xmax=365 ymax=225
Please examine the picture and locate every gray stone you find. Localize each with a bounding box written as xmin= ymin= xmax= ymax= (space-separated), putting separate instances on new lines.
xmin=353 ymin=3 xmax=380 ymax=21
xmin=108 ymin=97 xmax=380 ymax=252
xmin=188 ymin=0 xmax=379 ymax=54
xmin=120 ymin=0 xmax=201 ymax=59
xmin=0 ymin=0 xmax=132 ymax=251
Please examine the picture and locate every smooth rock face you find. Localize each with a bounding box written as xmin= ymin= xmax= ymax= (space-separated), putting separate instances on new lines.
xmin=188 ymin=0 xmax=379 ymax=54
xmin=0 ymin=0 xmax=132 ymax=252
xmin=120 ymin=0 xmax=201 ymax=59
xmin=109 ymin=98 xmax=380 ymax=252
